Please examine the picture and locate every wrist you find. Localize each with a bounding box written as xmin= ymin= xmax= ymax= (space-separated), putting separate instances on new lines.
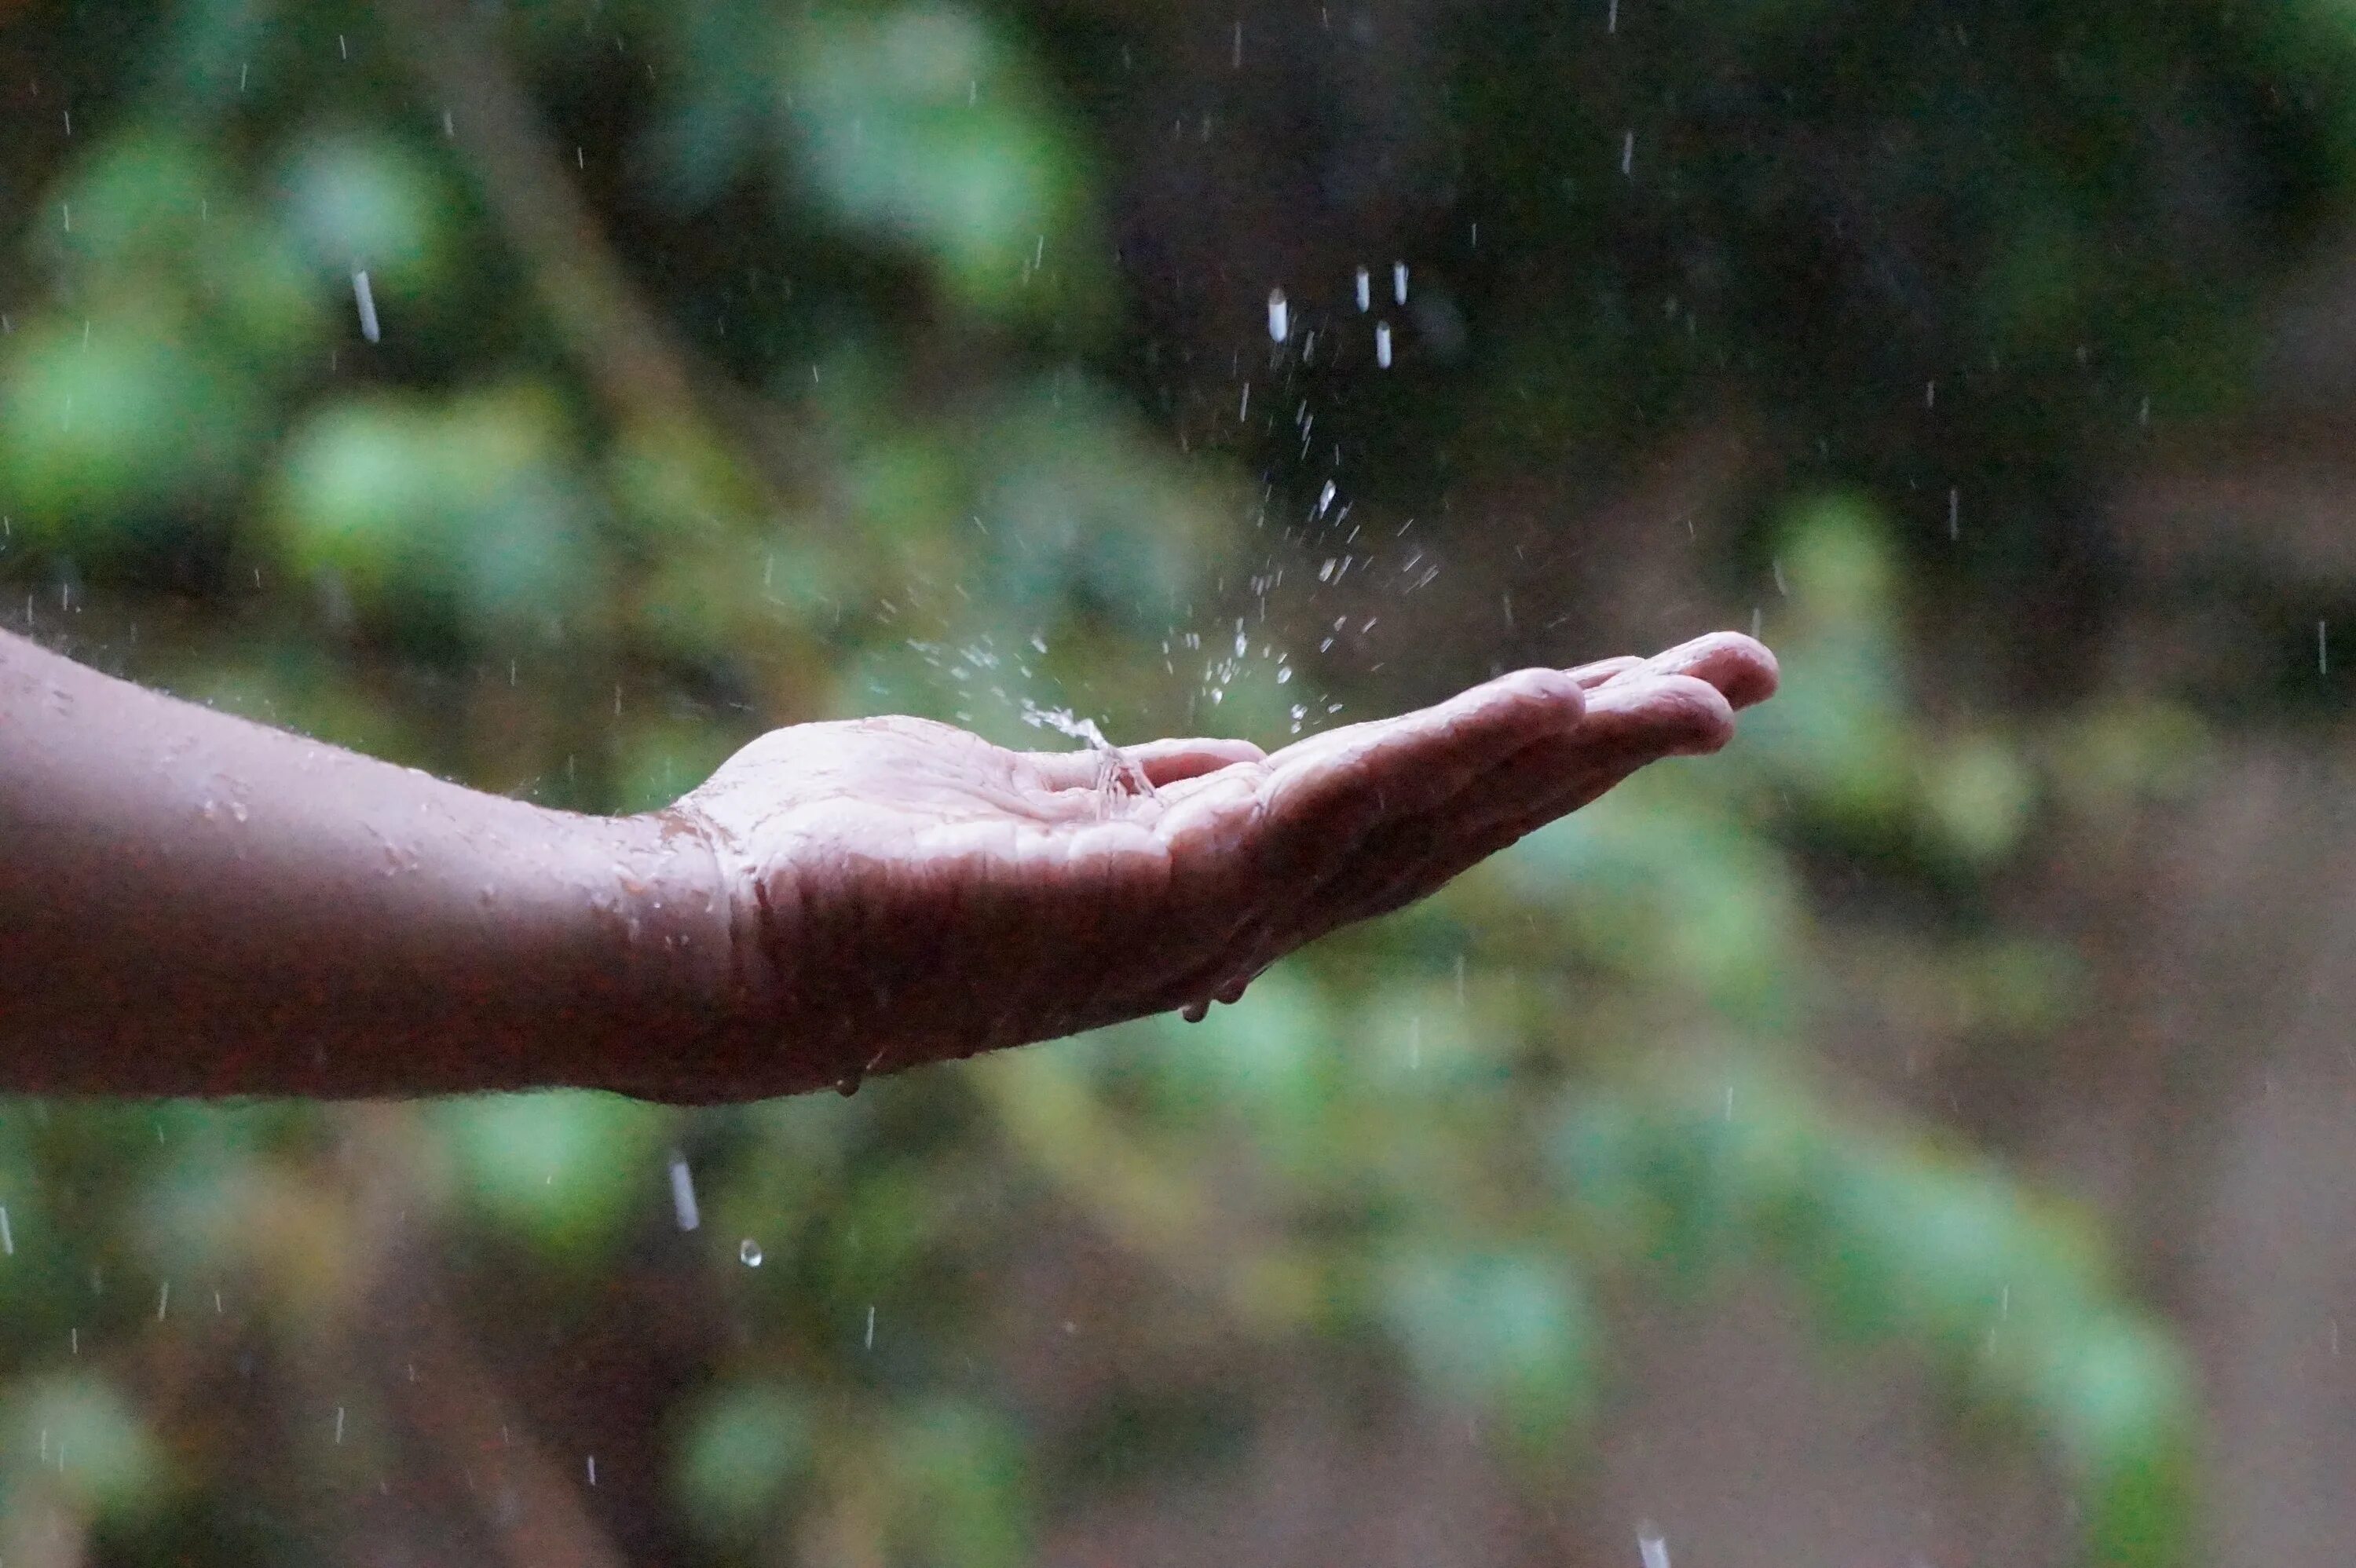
xmin=558 ymin=807 xmax=774 ymax=1102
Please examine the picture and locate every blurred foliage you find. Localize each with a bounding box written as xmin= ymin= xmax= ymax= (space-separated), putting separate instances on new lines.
xmin=0 ymin=0 xmax=2342 ymax=1563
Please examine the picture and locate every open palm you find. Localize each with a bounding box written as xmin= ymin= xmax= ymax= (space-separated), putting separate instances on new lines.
xmin=671 ymin=631 xmax=1777 ymax=1094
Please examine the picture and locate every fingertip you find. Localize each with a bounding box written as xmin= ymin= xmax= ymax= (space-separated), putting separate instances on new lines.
xmin=1468 ymin=664 xmax=1589 ymax=722
xmin=1648 ymin=631 xmax=1779 ymax=709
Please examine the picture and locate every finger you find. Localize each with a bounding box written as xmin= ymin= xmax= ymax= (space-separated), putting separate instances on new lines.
xmin=1256 ymin=667 xmax=1586 ymax=881
xmin=1580 ymin=669 xmax=1739 ymax=755
xmin=1129 ymin=736 xmax=1267 ymax=784
xmin=1633 ymin=631 xmax=1779 ymax=710
xmin=1021 ymin=735 xmax=1267 ymax=795
xmin=1304 ymin=673 xmax=1740 ymax=933
xmin=1564 ymin=655 xmax=1644 ymax=688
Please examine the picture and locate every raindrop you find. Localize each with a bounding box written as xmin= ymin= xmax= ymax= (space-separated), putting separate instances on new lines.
xmin=739 ymin=1239 xmax=763 ymax=1266
xmin=1267 ymin=288 xmax=1290 ymax=344
xmin=1375 ymin=321 xmax=1393 ymax=368
xmin=587 ymin=1454 xmax=598 ymax=1486
xmin=0 ymin=1204 xmax=12 ymax=1255
xmin=865 ymin=1304 xmax=876 ymax=1349
xmin=1620 ymin=130 xmax=1634 ymax=177
xmin=1393 ymin=261 xmax=1409 ymax=305
xmin=334 ymin=1406 xmax=346 ymax=1445
xmin=2321 ymin=620 xmax=2331 ymax=677
xmin=352 ymin=271 xmax=380 ymax=344
xmin=1948 ymin=487 xmax=1959 ymax=540
xmin=668 ymin=1150 xmax=701 ymax=1231
xmin=1315 ymin=481 xmax=1337 ymax=518
xmin=1355 ymin=266 xmax=1371 ymax=311
xmin=1637 ymin=1523 xmax=1670 ymax=1568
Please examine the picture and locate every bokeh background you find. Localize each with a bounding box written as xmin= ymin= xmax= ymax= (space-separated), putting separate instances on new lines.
xmin=8 ymin=0 xmax=2356 ymax=1563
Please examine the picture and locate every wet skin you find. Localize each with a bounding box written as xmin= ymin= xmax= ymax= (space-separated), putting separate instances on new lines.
xmin=0 ymin=627 xmax=1774 ymax=1101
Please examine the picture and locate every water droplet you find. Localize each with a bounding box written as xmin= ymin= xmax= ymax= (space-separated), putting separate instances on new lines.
xmin=1267 ymin=288 xmax=1289 ymax=344
xmin=1375 ymin=320 xmax=1393 ymax=368
xmin=1637 ymin=1523 xmax=1670 ymax=1568
xmin=668 ymin=1151 xmax=701 ymax=1231
xmin=739 ymin=1239 xmax=763 ymax=1266
xmin=351 ymin=270 xmax=380 ymax=344
xmin=1392 ymin=261 xmax=1408 ymax=305
xmin=1354 ymin=266 xmax=1371 ymax=311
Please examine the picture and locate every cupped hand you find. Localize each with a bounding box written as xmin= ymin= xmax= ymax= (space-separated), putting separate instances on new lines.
xmin=668 ymin=631 xmax=1777 ymax=1094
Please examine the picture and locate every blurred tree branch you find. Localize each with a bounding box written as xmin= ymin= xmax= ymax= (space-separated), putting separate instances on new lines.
xmin=382 ymin=0 xmax=821 ymax=520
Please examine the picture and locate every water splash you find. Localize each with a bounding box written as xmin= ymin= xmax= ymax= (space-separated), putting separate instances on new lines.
xmin=1022 ymin=700 xmax=1159 ymax=803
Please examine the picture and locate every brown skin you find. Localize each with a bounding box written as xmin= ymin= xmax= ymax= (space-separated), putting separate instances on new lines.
xmin=0 ymin=627 xmax=1776 ymax=1102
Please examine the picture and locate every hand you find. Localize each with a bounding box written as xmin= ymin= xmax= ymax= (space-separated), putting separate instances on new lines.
xmin=667 ymin=631 xmax=1777 ymax=1094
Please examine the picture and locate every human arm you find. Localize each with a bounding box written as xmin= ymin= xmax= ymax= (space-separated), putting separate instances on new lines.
xmin=0 ymin=626 xmax=1776 ymax=1101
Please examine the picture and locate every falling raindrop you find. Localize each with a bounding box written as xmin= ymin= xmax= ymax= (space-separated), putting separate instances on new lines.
xmin=1375 ymin=321 xmax=1393 ymax=368
xmin=739 ymin=1239 xmax=763 ymax=1267
xmin=1393 ymin=261 xmax=1408 ymax=305
xmin=1355 ymin=266 xmax=1371 ymax=311
xmin=1637 ymin=1523 xmax=1670 ymax=1568
xmin=668 ymin=1150 xmax=701 ymax=1231
xmin=352 ymin=271 xmax=380 ymax=344
xmin=1267 ymin=288 xmax=1290 ymax=343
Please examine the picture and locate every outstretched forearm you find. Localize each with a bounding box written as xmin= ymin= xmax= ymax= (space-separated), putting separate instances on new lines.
xmin=0 ymin=630 xmax=764 ymax=1098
